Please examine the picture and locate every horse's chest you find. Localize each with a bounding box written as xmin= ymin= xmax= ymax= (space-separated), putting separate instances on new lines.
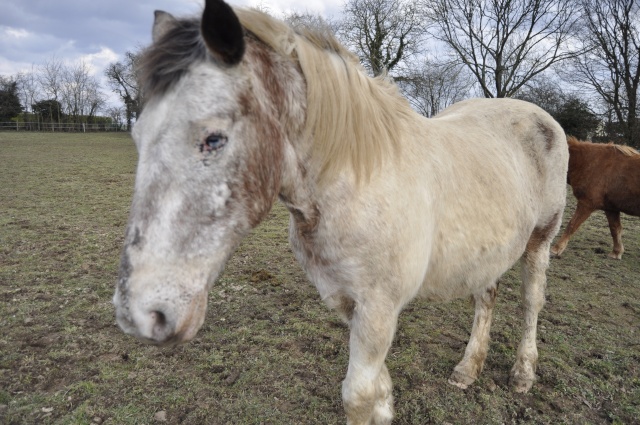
xmin=288 ymin=219 xmax=360 ymax=298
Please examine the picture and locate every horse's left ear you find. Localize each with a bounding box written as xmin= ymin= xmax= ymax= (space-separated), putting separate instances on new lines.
xmin=153 ymin=11 xmax=178 ymax=43
xmin=201 ymin=0 xmax=245 ymax=65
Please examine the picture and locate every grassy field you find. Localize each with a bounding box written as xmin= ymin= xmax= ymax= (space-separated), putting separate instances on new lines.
xmin=0 ymin=132 xmax=639 ymax=425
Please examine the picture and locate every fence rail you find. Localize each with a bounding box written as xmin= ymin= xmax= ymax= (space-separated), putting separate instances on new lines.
xmin=0 ymin=122 xmax=126 ymax=132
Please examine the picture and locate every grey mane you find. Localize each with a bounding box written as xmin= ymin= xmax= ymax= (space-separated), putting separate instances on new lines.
xmin=138 ymin=18 xmax=208 ymax=101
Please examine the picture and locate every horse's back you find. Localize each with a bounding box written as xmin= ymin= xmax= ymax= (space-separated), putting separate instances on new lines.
xmin=568 ymin=139 xmax=640 ymax=216
xmin=430 ymin=98 xmax=567 ymax=211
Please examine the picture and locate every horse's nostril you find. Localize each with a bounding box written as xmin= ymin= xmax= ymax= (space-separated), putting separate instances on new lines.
xmin=151 ymin=310 xmax=167 ymax=327
xmin=150 ymin=309 xmax=173 ymax=342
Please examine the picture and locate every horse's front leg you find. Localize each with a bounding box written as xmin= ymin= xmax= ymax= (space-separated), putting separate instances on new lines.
xmin=342 ymin=297 xmax=399 ymax=425
xmin=449 ymin=283 xmax=497 ymax=389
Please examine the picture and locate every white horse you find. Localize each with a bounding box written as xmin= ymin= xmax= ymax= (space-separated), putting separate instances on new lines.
xmin=113 ymin=1 xmax=568 ymax=423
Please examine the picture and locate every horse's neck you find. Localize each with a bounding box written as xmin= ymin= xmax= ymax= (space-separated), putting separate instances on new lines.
xmin=277 ymin=128 xmax=321 ymax=216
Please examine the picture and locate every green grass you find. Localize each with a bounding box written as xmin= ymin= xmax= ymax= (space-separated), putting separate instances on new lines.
xmin=1 ymin=132 xmax=639 ymax=424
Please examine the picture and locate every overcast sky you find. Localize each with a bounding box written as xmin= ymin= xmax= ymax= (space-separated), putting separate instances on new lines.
xmin=0 ymin=0 xmax=343 ymax=106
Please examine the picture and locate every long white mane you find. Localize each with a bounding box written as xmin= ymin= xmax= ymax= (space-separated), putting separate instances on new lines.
xmin=235 ymin=8 xmax=416 ymax=183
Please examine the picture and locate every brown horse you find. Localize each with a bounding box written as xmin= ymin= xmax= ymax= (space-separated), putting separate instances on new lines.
xmin=552 ymin=136 xmax=640 ymax=259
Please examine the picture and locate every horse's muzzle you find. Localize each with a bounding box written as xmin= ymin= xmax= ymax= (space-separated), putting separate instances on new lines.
xmin=113 ymin=287 xmax=207 ymax=346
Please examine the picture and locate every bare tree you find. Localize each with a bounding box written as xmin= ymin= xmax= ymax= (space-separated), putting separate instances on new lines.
xmin=399 ymin=56 xmax=474 ymax=116
xmin=106 ymin=106 xmax=126 ymax=130
xmin=60 ymin=61 xmax=105 ymax=123
xmin=569 ymin=0 xmax=640 ymax=146
xmin=284 ymin=10 xmax=339 ymax=36
xmin=105 ymin=51 xmax=141 ymax=131
xmin=515 ymin=76 xmax=600 ymax=139
xmin=424 ymin=0 xmax=581 ymax=98
xmin=37 ymin=57 xmax=65 ymax=124
xmin=339 ymin=0 xmax=426 ymax=76
xmin=15 ymin=67 xmax=40 ymax=120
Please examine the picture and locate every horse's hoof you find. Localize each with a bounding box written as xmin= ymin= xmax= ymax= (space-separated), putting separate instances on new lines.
xmin=550 ymin=247 xmax=562 ymax=258
xmin=448 ymin=371 xmax=475 ymax=389
xmin=509 ymin=376 xmax=534 ymax=393
xmin=608 ymin=252 xmax=623 ymax=260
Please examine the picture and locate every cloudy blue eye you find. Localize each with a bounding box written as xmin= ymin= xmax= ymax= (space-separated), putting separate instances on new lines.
xmin=200 ymin=133 xmax=227 ymax=153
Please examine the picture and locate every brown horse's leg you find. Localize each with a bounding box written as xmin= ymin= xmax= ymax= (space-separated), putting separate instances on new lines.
xmin=605 ymin=210 xmax=624 ymax=259
xmin=550 ymin=201 xmax=594 ymax=257
xmin=449 ymin=283 xmax=497 ymax=389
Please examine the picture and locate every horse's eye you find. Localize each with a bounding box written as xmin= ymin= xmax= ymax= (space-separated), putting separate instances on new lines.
xmin=200 ymin=133 xmax=227 ymax=153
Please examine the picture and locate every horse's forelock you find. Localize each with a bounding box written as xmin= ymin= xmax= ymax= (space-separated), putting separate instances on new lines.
xmin=138 ymin=18 xmax=207 ymax=101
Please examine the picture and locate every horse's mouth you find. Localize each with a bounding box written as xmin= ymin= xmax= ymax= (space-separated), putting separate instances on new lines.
xmin=135 ymin=329 xmax=195 ymax=347
xmin=116 ymin=309 xmax=204 ymax=347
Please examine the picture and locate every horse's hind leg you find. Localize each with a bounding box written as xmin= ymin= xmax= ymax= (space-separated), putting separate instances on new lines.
xmin=550 ymin=201 xmax=593 ymax=257
xmin=511 ymin=215 xmax=560 ymax=392
xmin=342 ymin=298 xmax=399 ymax=425
xmin=449 ymin=283 xmax=497 ymax=389
xmin=605 ymin=210 xmax=624 ymax=259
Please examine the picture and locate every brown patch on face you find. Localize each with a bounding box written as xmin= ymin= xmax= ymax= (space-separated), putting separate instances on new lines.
xmin=537 ymin=120 xmax=556 ymax=152
xmin=225 ymin=38 xmax=292 ymax=228
xmin=171 ymin=291 xmax=208 ymax=344
xmin=246 ymin=35 xmax=287 ymax=116
xmin=237 ymin=91 xmax=252 ymax=117
xmin=240 ymin=113 xmax=283 ymax=227
xmin=526 ymin=212 xmax=561 ymax=253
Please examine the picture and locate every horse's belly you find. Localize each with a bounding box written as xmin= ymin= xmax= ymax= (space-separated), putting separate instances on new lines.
xmin=417 ymin=210 xmax=532 ymax=302
xmin=419 ymin=245 xmax=523 ymax=301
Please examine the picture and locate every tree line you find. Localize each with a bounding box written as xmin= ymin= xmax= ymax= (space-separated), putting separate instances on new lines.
xmin=1 ymin=0 xmax=638 ymax=146
xmin=1 ymin=59 xmax=117 ymax=129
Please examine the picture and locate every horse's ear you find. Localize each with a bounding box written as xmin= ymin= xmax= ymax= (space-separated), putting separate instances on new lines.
xmin=201 ymin=0 xmax=245 ymax=65
xmin=152 ymin=11 xmax=178 ymax=43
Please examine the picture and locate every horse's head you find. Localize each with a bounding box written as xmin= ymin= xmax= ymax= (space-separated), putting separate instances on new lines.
xmin=113 ymin=0 xmax=305 ymax=345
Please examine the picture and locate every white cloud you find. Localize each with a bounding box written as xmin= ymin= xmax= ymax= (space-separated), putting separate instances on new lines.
xmin=0 ymin=0 xmax=346 ymax=110
xmin=4 ymin=26 xmax=30 ymax=39
xmin=237 ymin=0 xmax=343 ymax=17
xmin=80 ymin=47 xmax=120 ymax=76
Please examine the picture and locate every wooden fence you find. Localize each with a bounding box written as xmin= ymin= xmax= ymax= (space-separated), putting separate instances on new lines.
xmin=0 ymin=122 xmax=126 ymax=132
